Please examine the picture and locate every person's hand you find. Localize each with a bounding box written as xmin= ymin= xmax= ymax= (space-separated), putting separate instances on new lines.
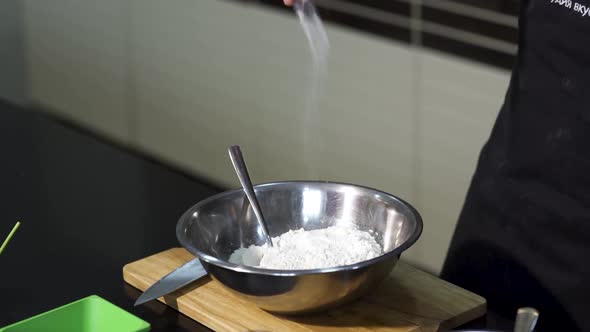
xmin=283 ymin=0 xmax=294 ymax=6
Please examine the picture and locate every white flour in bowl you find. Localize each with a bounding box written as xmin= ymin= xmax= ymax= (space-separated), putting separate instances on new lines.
xmin=228 ymin=224 xmax=383 ymax=270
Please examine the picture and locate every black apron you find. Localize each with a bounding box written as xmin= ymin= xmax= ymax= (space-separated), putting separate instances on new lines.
xmin=441 ymin=0 xmax=590 ymax=331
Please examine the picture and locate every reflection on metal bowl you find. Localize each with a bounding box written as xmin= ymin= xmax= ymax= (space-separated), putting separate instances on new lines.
xmin=176 ymin=181 xmax=422 ymax=314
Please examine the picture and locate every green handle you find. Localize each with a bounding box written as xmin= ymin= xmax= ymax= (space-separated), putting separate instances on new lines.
xmin=0 ymin=221 xmax=21 ymax=255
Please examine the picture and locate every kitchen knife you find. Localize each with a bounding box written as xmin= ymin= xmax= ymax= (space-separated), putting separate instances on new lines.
xmin=134 ymin=258 xmax=207 ymax=306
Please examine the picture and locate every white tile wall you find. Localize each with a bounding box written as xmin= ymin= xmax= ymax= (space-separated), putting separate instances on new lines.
xmin=23 ymin=0 xmax=511 ymax=273
xmin=132 ymin=0 xmax=415 ymax=200
xmin=23 ymin=0 xmax=131 ymax=143
xmin=409 ymin=49 xmax=510 ymax=272
xmin=0 ymin=0 xmax=26 ymax=104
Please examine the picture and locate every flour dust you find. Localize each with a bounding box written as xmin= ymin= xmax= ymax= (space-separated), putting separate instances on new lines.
xmin=294 ymin=0 xmax=329 ymax=179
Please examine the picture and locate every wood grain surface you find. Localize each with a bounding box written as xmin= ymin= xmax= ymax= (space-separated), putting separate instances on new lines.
xmin=123 ymin=248 xmax=485 ymax=331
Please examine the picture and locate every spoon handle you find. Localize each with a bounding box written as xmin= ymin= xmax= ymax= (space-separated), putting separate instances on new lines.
xmin=514 ymin=307 xmax=539 ymax=332
xmin=228 ymin=145 xmax=274 ymax=247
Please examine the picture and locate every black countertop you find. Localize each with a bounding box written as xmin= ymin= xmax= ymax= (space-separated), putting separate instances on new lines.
xmin=0 ymin=101 xmax=513 ymax=331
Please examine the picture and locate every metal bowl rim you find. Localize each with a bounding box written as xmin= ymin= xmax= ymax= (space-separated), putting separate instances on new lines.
xmin=176 ymin=180 xmax=423 ymax=276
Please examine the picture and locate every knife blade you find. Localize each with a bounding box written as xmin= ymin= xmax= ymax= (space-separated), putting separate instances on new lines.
xmin=134 ymin=258 xmax=208 ymax=306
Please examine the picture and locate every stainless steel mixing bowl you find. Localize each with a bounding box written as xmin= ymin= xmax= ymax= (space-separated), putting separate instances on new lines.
xmin=176 ymin=181 xmax=422 ymax=314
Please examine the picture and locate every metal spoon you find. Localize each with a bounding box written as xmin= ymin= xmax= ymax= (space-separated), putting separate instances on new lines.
xmin=513 ymin=307 xmax=539 ymax=332
xmin=228 ymin=145 xmax=273 ymax=247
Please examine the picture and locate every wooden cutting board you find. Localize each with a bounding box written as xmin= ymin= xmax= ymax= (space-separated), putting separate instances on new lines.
xmin=123 ymin=248 xmax=485 ymax=332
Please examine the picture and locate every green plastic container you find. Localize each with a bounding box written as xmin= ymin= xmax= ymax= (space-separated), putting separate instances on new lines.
xmin=0 ymin=295 xmax=150 ymax=332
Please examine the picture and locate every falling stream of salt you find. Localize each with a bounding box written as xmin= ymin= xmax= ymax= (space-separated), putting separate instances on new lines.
xmin=293 ymin=0 xmax=329 ymax=179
